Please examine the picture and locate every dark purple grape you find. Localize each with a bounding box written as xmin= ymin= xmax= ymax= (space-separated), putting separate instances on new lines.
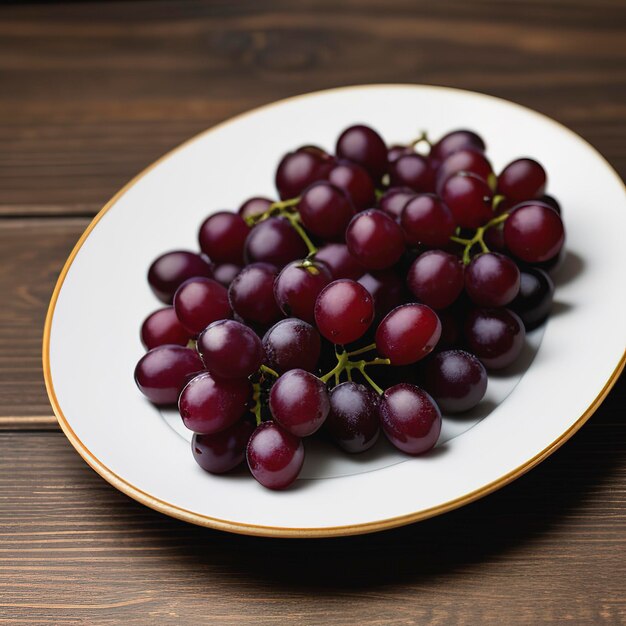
xmin=314 ymin=279 xmax=374 ymax=345
xmin=148 ymin=251 xmax=213 ymax=303
xmin=440 ymin=172 xmax=494 ymax=229
xmin=422 ymin=349 xmax=487 ymax=413
xmin=503 ymin=203 xmax=565 ymax=263
xmin=315 ymin=243 xmax=363 ymax=280
xmin=141 ymin=307 xmax=191 ymax=350
xmin=389 ymin=153 xmax=434 ymax=192
xmin=197 ymin=319 xmax=264 ymax=379
xmin=269 ymin=369 xmax=330 ymax=437
xmin=407 ymin=250 xmax=465 ymax=310
xmin=262 ymin=318 xmax=321 ymax=373
xmin=228 ymin=262 xmax=282 ymax=326
xmin=134 ymin=345 xmax=204 ymax=405
xmin=378 ymin=187 xmax=417 ymax=220
xmin=346 ymin=209 xmax=405 ymax=270
xmin=336 ymin=124 xmax=388 ymax=181
xmin=429 ymin=129 xmax=486 ymax=169
xmin=464 ymin=308 xmax=525 ymax=370
xmin=437 ymin=307 xmax=462 ymax=350
xmin=179 ymin=372 xmax=251 ymax=434
xmin=538 ymin=194 xmax=561 ymax=215
xmin=298 ymin=181 xmax=354 ymax=239
xmin=212 ymin=263 xmax=241 ymax=287
xmin=246 ymin=421 xmax=305 ymax=489
xmin=327 ymin=161 xmax=376 ymax=211
xmin=173 ymin=277 xmax=231 ymax=335
xmin=244 ymin=217 xmax=308 ymax=268
xmin=326 ymin=382 xmax=380 ymax=453
xmin=358 ymin=270 xmax=408 ymax=320
xmin=375 ymin=304 xmax=441 ymax=365
xmin=379 ymin=384 xmax=441 ymax=455
xmin=400 ymin=194 xmax=456 ymax=248
xmin=198 ymin=211 xmax=249 ymax=265
xmin=275 ymin=148 xmax=331 ymax=200
xmin=465 ymin=252 xmax=520 ymax=307
xmin=498 ymin=158 xmax=547 ymax=202
xmin=238 ymin=197 xmax=273 ymax=220
xmin=510 ymin=266 xmax=554 ymax=330
xmin=274 ymin=261 xmax=332 ymax=324
xmin=192 ymin=419 xmax=255 ymax=474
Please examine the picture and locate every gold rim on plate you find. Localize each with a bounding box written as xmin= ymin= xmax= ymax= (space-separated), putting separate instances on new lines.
xmin=42 ymin=84 xmax=626 ymax=538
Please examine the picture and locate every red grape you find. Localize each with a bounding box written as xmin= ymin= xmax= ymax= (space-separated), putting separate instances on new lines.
xmin=498 ymin=158 xmax=546 ymax=202
xmin=379 ymin=384 xmax=441 ymax=455
xmin=244 ymin=217 xmax=308 ymax=267
xmin=346 ymin=209 xmax=405 ymax=270
xmin=228 ymin=262 xmax=282 ymax=326
xmin=134 ymin=345 xmax=204 ymax=405
xmin=179 ymin=371 xmax=251 ymax=434
xmin=298 ymin=181 xmax=354 ymax=239
xmin=192 ymin=419 xmax=255 ymax=474
xmin=465 ymin=252 xmax=520 ymax=307
xmin=327 ymin=161 xmax=376 ymax=211
xmin=407 ymin=250 xmax=465 ymax=310
xmin=212 ymin=263 xmax=241 ymax=287
xmin=326 ymin=382 xmax=380 ymax=453
xmin=436 ymin=148 xmax=493 ymax=194
xmin=389 ymin=153 xmax=434 ymax=192
xmin=378 ymin=187 xmax=418 ymax=220
xmin=400 ymin=194 xmax=456 ymax=247
xmin=198 ymin=211 xmax=249 ymax=265
xmin=314 ymin=279 xmax=374 ymax=345
xmin=503 ymin=203 xmax=565 ymax=263
xmin=262 ymin=318 xmax=321 ymax=374
xmin=148 ymin=250 xmax=213 ymax=304
xmin=440 ymin=172 xmax=494 ymax=229
xmin=269 ymin=369 xmax=330 ymax=437
xmin=388 ymin=145 xmax=414 ymax=163
xmin=375 ymin=303 xmax=441 ymax=365
xmin=197 ymin=319 xmax=264 ymax=379
xmin=141 ymin=307 xmax=191 ymax=350
xmin=246 ymin=422 xmax=304 ymax=489
xmin=274 ymin=261 xmax=333 ymax=324
xmin=275 ymin=147 xmax=331 ymax=199
xmin=315 ymin=243 xmax=363 ymax=280
xmin=429 ymin=129 xmax=486 ymax=169
xmin=173 ymin=277 xmax=231 ymax=335
xmin=336 ymin=124 xmax=388 ymax=181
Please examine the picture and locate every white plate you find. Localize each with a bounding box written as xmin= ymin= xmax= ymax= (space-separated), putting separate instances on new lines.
xmin=44 ymin=85 xmax=626 ymax=537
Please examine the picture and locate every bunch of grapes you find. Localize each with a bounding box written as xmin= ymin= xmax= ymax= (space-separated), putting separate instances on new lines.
xmin=134 ymin=124 xmax=565 ymax=489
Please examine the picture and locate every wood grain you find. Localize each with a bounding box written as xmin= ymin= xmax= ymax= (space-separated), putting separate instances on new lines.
xmin=0 ymin=376 xmax=624 ymax=624
xmin=0 ymin=218 xmax=88 ymax=420
xmin=0 ymin=0 xmax=624 ymax=215
xmin=0 ymin=1 xmax=625 ymax=624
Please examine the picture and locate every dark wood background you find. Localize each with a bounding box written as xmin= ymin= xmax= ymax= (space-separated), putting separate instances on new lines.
xmin=1 ymin=1 xmax=624 ymax=623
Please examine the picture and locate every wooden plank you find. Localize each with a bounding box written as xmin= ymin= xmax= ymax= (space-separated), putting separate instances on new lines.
xmin=0 ymin=382 xmax=623 ymax=624
xmin=0 ymin=0 xmax=624 ymax=215
xmin=0 ymin=218 xmax=88 ymax=420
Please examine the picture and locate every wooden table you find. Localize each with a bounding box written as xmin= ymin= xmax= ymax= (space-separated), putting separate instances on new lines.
xmin=1 ymin=1 xmax=624 ymax=623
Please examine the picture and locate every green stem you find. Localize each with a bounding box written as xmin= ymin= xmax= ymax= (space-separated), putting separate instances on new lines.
xmin=346 ymin=343 xmax=377 ymax=357
xmin=283 ymin=212 xmax=318 ymax=257
xmin=452 ymin=212 xmax=510 ymax=265
xmin=320 ymin=351 xmax=349 ymax=384
xmin=357 ymin=366 xmax=384 ymax=395
xmin=259 ymin=364 xmax=279 ymax=378
xmin=362 ymin=357 xmax=391 ymax=367
xmin=251 ymin=382 xmax=262 ymax=426
xmin=243 ymin=196 xmax=301 ymax=226
xmin=409 ymin=131 xmax=431 ymax=149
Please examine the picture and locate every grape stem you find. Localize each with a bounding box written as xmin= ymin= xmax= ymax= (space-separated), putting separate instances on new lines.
xmin=243 ymin=196 xmax=301 ymax=226
xmin=346 ymin=343 xmax=377 ymax=357
xmin=450 ymin=212 xmax=509 ymax=265
xmin=251 ymin=382 xmax=262 ymax=426
xmin=283 ymin=212 xmax=318 ymax=257
xmin=259 ymin=364 xmax=279 ymax=378
xmin=409 ymin=131 xmax=431 ymax=150
xmin=319 ymin=348 xmax=390 ymax=395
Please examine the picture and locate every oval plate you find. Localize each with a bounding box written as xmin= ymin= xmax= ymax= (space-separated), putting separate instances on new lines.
xmin=44 ymin=85 xmax=626 ymax=538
